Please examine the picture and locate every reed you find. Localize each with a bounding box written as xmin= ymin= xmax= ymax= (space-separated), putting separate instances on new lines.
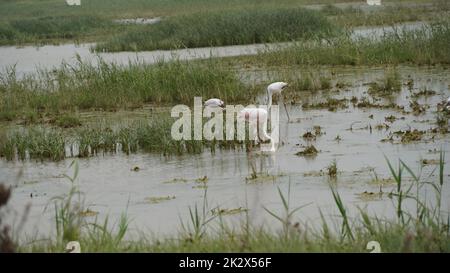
xmin=0 ymin=58 xmax=249 ymax=121
xmin=252 ymin=21 xmax=450 ymax=66
xmin=96 ymin=8 xmax=337 ymax=51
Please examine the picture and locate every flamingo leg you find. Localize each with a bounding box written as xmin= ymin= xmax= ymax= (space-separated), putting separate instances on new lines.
xmin=280 ymin=95 xmax=290 ymax=122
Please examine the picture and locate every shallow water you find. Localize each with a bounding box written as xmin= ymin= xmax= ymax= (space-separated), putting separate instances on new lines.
xmin=0 ymin=22 xmax=426 ymax=79
xmin=1 ymin=66 xmax=449 ymax=241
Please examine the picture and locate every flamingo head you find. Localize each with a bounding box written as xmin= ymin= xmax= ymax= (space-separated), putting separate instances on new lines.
xmin=268 ymin=82 xmax=289 ymax=94
xmin=65 ymin=241 xmax=81 ymax=253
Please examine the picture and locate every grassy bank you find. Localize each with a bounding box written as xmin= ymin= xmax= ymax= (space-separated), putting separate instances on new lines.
xmin=0 ymin=0 xmax=344 ymax=46
xmin=96 ymin=8 xmax=337 ymax=51
xmin=12 ymin=153 xmax=450 ymax=252
xmin=0 ymin=116 xmax=251 ymax=160
xmin=0 ymin=58 xmax=249 ymax=122
xmin=248 ymin=21 xmax=450 ymax=66
xmin=0 ymin=0 xmax=354 ymax=21
xmin=322 ymin=1 xmax=450 ymax=27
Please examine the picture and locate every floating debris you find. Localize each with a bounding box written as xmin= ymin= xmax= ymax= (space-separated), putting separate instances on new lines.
xmin=405 ymin=78 xmax=414 ymax=90
xmin=397 ymin=129 xmax=425 ymax=143
xmin=385 ymin=115 xmax=397 ymax=123
xmin=374 ymin=123 xmax=390 ymax=130
xmin=302 ymin=131 xmax=316 ymax=140
xmin=79 ymin=209 xmax=99 ymax=217
xmin=421 ymin=159 xmax=440 ymax=165
xmin=211 ymin=207 xmax=248 ymax=216
xmin=145 ymin=196 xmax=176 ymax=204
xmin=355 ymin=97 xmax=404 ymax=111
xmin=163 ymin=178 xmax=188 ymax=184
xmin=295 ymin=145 xmax=318 ymax=156
xmin=23 ymin=180 xmax=39 ymax=185
xmin=131 ymin=166 xmax=140 ymax=172
xmin=411 ymin=88 xmax=436 ymax=98
xmin=196 ymin=176 xmax=208 ymax=183
xmin=245 ymin=171 xmax=279 ymax=183
xmin=335 ymin=81 xmax=350 ymax=89
xmin=410 ymin=101 xmax=426 ymax=115
xmin=302 ymin=98 xmax=348 ymax=111
xmin=192 ymin=184 xmax=208 ymax=189
xmin=313 ymin=126 xmax=324 ymax=136
xmin=356 ymin=191 xmax=384 ymax=202
xmin=369 ymin=178 xmax=396 ymax=186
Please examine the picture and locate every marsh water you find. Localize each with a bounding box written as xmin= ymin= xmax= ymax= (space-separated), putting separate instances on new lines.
xmin=0 ymin=22 xmax=426 ymax=78
xmin=0 ymin=21 xmax=449 ymax=240
xmin=1 ymin=65 xmax=449 ymax=240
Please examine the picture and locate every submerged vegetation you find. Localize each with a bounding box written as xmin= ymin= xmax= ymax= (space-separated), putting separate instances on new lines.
xmin=368 ymin=68 xmax=402 ymax=95
xmin=295 ymin=145 xmax=319 ymax=157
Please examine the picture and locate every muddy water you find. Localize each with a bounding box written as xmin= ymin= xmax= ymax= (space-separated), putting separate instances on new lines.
xmin=0 ymin=22 xmax=426 ymax=78
xmin=1 ymin=66 xmax=449 ymax=240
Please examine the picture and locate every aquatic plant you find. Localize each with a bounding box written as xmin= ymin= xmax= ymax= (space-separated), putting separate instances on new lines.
xmin=327 ymin=160 xmax=338 ymax=178
xmin=0 ymin=58 xmax=248 ymax=121
xmin=96 ymin=8 xmax=337 ymax=51
xmin=253 ymin=21 xmax=450 ymax=66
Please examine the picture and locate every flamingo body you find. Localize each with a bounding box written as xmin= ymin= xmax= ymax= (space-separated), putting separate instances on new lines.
xmin=204 ymin=98 xmax=225 ymax=108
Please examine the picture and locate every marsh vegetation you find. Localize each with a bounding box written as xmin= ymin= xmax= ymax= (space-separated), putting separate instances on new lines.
xmin=1 ymin=0 xmax=449 ymax=253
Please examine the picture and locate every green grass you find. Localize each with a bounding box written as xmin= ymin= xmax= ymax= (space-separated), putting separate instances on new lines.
xmin=0 ymin=128 xmax=66 ymax=161
xmin=55 ymin=114 xmax=82 ymax=128
xmin=0 ymin=0 xmax=353 ymax=46
xmin=0 ymin=0 xmax=365 ymax=21
xmin=0 ymin=116 xmax=251 ymax=160
xmin=0 ymin=0 xmax=447 ymax=46
xmin=14 ymin=153 xmax=450 ymax=252
xmin=0 ymin=58 xmax=250 ymax=122
xmin=323 ymin=1 xmax=450 ymax=27
xmin=96 ymin=8 xmax=337 ymax=51
xmin=0 ymin=15 xmax=114 ymax=45
xmin=249 ymin=21 xmax=450 ymax=66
